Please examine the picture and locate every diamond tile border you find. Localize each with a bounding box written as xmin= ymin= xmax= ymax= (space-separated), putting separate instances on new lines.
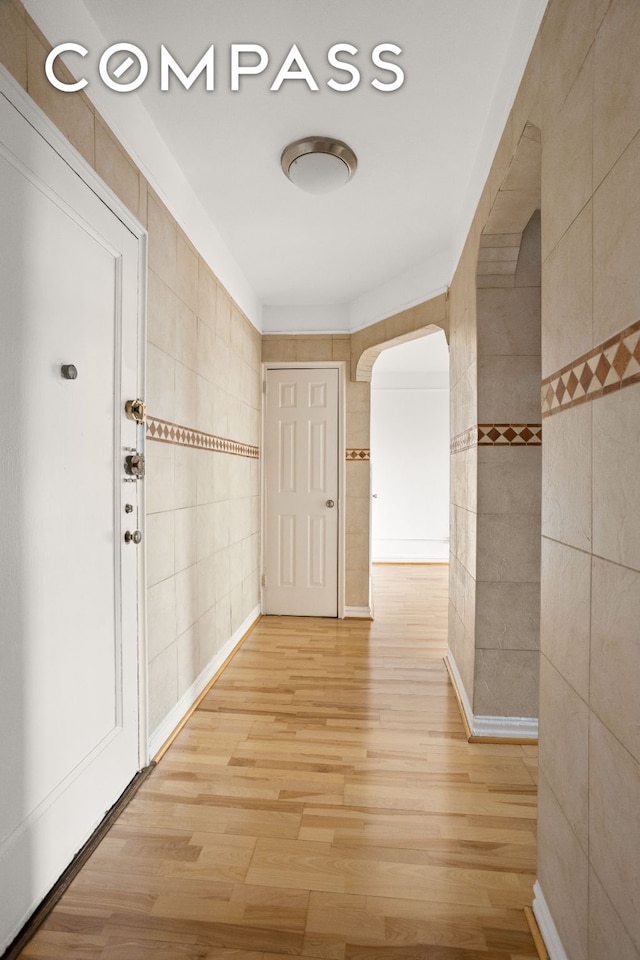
xmin=451 ymin=424 xmax=542 ymax=454
xmin=346 ymin=448 xmax=370 ymax=461
xmin=146 ymin=417 xmax=259 ymax=459
xmin=542 ymin=319 xmax=640 ymax=418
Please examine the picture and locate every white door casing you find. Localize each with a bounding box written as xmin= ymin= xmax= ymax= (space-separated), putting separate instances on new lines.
xmin=0 ymin=73 xmax=145 ymax=951
xmin=263 ymin=367 xmax=341 ymax=616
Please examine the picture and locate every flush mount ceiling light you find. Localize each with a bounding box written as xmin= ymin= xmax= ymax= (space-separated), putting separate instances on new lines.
xmin=281 ymin=136 xmax=357 ymax=194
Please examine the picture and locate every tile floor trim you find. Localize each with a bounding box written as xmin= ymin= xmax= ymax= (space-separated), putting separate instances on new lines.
xmin=542 ymin=318 xmax=640 ymax=418
xmin=450 ymin=424 xmax=542 ymax=454
xmin=146 ymin=416 xmax=259 ymax=458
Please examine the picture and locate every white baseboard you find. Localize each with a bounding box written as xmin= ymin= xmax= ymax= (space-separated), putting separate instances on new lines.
xmin=533 ymin=881 xmax=569 ymax=960
xmin=343 ymin=605 xmax=373 ymax=619
xmin=372 ymin=538 xmax=449 ymax=562
xmin=148 ymin=605 xmax=261 ymax=759
xmin=445 ymin=650 xmax=538 ymax=740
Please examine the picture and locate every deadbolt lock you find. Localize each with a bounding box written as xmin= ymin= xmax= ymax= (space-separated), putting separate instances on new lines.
xmin=124 ymin=530 xmax=142 ymax=544
xmin=124 ymin=454 xmax=145 ymax=478
xmin=125 ymin=398 xmax=146 ymax=423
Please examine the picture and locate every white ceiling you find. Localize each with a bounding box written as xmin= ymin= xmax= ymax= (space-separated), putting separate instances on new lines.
xmin=25 ymin=0 xmax=547 ymax=330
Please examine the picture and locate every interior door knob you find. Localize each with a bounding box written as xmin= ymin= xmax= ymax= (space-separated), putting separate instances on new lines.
xmin=326 ymin=499 xmax=335 ymax=508
xmin=124 ymin=530 xmax=142 ymax=544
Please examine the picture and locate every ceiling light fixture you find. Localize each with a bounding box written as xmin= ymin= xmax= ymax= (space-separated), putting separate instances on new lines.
xmin=281 ymin=136 xmax=357 ymax=194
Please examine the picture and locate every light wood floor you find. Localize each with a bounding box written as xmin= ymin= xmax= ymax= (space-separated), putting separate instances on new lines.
xmin=20 ymin=565 xmax=539 ymax=959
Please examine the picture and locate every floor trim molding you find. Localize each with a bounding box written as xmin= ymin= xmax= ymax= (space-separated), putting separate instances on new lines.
xmin=343 ymin=605 xmax=373 ymax=619
xmin=444 ymin=652 xmax=538 ymax=743
xmin=150 ymin=606 xmax=261 ymax=761
xmin=533 ymin=882 xmax=569 ymax=960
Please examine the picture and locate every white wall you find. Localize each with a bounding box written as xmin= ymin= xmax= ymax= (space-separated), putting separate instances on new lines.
xmin=370 ymin=334 xmax=450 ymax=562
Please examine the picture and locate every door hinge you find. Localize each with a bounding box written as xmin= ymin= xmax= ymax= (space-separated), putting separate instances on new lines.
xmin=262 ymin=380 xmax=267 ymax=394
xmin=261 ymin=574 xmax=266 ymax=587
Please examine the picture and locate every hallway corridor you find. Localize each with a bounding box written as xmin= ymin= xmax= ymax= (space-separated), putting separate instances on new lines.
xmin=19 ymin=566 xmax=539 ymax=959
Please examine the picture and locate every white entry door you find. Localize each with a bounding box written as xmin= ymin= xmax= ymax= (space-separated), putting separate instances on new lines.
xmin=0 ymin=87 xmax=142 ymax=950
xmin=264 ymin=368 xmax=340 ymax=616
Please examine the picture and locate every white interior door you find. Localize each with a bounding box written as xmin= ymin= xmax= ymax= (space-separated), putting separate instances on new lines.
xmin=0 ymin=87 xmax=142 ymax=950
xmin=264 ymin=368 xmax=339 ymax=616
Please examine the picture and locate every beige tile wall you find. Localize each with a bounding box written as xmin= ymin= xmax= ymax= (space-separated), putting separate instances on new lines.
xmin=0 ymin=1 xmax=262 ymax=743
xmin=448 ymin=0 xmax=640 ymax=955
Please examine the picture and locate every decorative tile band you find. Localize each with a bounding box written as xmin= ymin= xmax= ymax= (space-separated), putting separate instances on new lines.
xmin=146 ymin=417 xmax=259 ymax=459
xmin=346 ymin=448 xmax=370 ymax=461
xmin=451 ymin=424 xmax=542 ymax=454
xmin=542 ymin=319 xmax=640 ymax=418
xmin=450 ymin=426 xmax=478 ymax=455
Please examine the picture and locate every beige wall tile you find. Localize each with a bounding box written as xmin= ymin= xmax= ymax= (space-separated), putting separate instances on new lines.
xmin=538 ymin=656 xmax=589 ymax=851
xmin=593 ymin=131 xmax=640 ymax=342
xmin=177 ymin=623 xmax=199 ymax=697
xmin=477 ymin=287 xmax=541 ymax=358
xmin=541 ymin=203 xmax=593 ymax=377
xmin=174 ymin=506 xmax=198 ymax=574
xmin=345 ymin=461 xmax=371 ymax=500
xmin=345 ymin=498 xmax=369 ymax=536
xmin=175 ymin=564 xmax=198 ymax=636
xmin=214 ymin=548 xmax=230 ymax=602
xmin=451 ymin=504 xmax=477 ymax=579
xmin=477 ymin=356 xmax=542 ymax=422
xmin=591 ymin=557 xmax=640 ymax=763
xmin=147 ymin=271 xmax=177 ymax=357
xmin=197 ymin=606 xmax=217 ymax=670
xmin=450 ymin=447 xmax=477 ymax=513
xmin=476 ymin=513 xmax=541 ymax=583
xmin=537 ymin=771 xmax=589 ymax=960
xmin=176 ymin=233 xmax=199 ymax=313
xmin=593 ymin=0 xmax=640 ymax=188
xmin=148 ymin=642 xmax=178 ymax=733
xmin=26 ymin=27 xmax=95 ymax=166
xmin=589 ymin=714 xmax=640 ymax=948
xmin=476 ymin=447 xmax=541 ymax=516
xmin=94 ymin=116 xmax=140 ymax=217
xmin=197 ymin=553 xmax=216 ymax=618
xmin=540 ymin=0 xmax=595 ymax=133
xmin=541 ymin=52 xmax=593 ymax=258
xmin=196 ymin=318 xmax=216 ymax=383
xmin=174 ymin=445 xmax=198 ymax=509
xmin=474 ymin=648 xmax=539 ymax=717
xmin=346 ymin=411 xmax=370 ymax=448
xmin=592 ymin=385 xmax=640 ymax=571
xmin=541 ymin=404 xmax=592 ymax=550
xmin=147 ymin=576 xmax=177 ymax=661
xmin=174 ymin=362 xmax=198 ymax=428
xmin=540 ymin=537 xmax=591 ymax=701
xmin=215 ymin=595 xmax=232 ymax=650
xmin=197 ymin=261 xmax=217 ymax=328
xmin=196 ymin=502 xmax=215 ymax=561
xmin=143 ymin=353 xmax=170 ymax=430
xmin=589 ymin=868 xmax=640 ymax=960
xmin=146 ymin=511 xmax=175 ymax=587
xmin=147 ymin=192 xmax=177 ymax=290
xmin=475 ymin=581 xmax=540 ymax=651
xmin=514 ymin=210 xmax=541 ymax=287
xmin=175 ymin=301 xmax=198 ymax=373
xmin=0 ymin=0 xmax=27 ymax=88
xmin=450 ymin=363 xmax=477 ymax=436
xmin=145 ymin=442 xmax=175 ymax=515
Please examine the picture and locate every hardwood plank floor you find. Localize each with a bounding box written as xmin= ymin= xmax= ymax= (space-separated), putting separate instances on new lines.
xmin=18 ymin=564 xmax=539 ymax=959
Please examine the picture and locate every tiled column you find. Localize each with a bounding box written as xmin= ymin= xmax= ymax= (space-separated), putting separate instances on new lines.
xmin=473 ymin=211 xmax=542 ymax=722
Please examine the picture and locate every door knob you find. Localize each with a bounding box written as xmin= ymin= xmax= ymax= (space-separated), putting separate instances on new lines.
xmin=124 ymin=530 xmax=142 ymax=544
xmin=326 ymin=499 xmax=335 ymax=508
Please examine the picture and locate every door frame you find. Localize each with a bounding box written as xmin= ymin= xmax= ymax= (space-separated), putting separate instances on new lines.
xmin=0 ymin=64 xmax=149 ymax=766
xmin=261 ymin=361 xmax=346 ymax=618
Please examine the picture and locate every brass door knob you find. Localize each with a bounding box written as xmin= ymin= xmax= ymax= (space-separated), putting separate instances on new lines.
xmin=326 ymin=499 xmax=335 ymax=508
xmin=124 ymin=530 xmax=142 ymax=544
